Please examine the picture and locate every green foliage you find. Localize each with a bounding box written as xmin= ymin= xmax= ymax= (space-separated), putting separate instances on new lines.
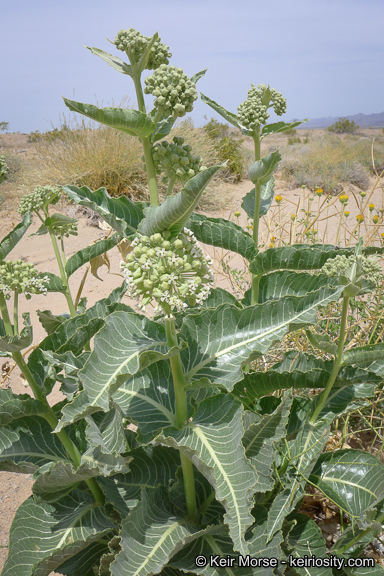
xmin=328 ymin=117 xmax=359 ymax=134
xmin=1 ymin=25 xmax=383 ymax=576
xmin=0 ymin=121 xmax=9 ymax=132
xmin=204 ymin=118 xmax=245 ymax=181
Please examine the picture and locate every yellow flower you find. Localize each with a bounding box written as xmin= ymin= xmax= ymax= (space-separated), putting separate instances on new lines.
xmin=381 ymin=232 xmax=384 ymax=238
xmin=339 ymin=194 xmax=349 ymax=205
xmin=360 ymin=191 xmax=367 ymax=197
xmin=316 ymin=188 xmax=323 ymax=196
xmin=234 ymin=211 xmax=241 ymax=218
xmin=369 ymin=203 xmax=375 ymax=211
xmin=344 ymin=211 xmax=350 ymax=217
xmin=373 ymin=215 xmax=379 ymax=224
xmin=270 ymin=236 xmax=276 ymax=242
xmin=269 ymin=242 xmax=276 ymax=248
xmin=275 ymin=195 xmax=283 ymax=204
xmin=356 ymin=214 xmax=364 ymax=223
xmin=291 ymin=214 xmax=296 ymax=221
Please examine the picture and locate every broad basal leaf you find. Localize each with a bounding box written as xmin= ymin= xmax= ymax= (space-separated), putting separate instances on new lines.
xmin=342 ymin=343 xmax=384 ymax=367
xmin=65 ymin=234 xmax=120 ymax=277
xmin=241 ymin=178 xmax=275 ymax=220
xmin=2 ymin=489 xmax=115 ymax=576
xmin=0 ymin=213 xmax=31 ymax=260
xmin=57 ymin=311 xmax=180 ymax=429
xmin=63 ymin=184 xmax=145 ymax=237
xmin=0 ymin=389 xmax=48 ymax=426
xmin=138 ymin=165 xmax=222 ymax=237
xmin=37 ymin=309 xmax=67 ymax=335
xmin=110 ymin=487 xmax=201 ymax=576
xmin=242 ymin=392 xmax=292 ymax=492
xmin=63 ymin=99 xmax=155 ymax=138
xmin=267 ymin=420 xmax=330 ymax=540
xmin=85 ymin=403 xmax=128 ymax=455
xmin=161 ymin=394 xmax=258 ymax=555
xmin=309 ymin=449 xmax=384 ymax=519
xmin=286 ymin=512 xmax=332 ymax=576
xmin=248 ymin=151 xmax=281 ymax=185
xmin=179 ymin=286 xmax=344 ymax=390
xmin=113 ymin=360 xmax=177 ymax=443
xmin=188 ymin=213 xmax=256 ymax=261
xmin=100 ymin=445 xmax=181 ymax=517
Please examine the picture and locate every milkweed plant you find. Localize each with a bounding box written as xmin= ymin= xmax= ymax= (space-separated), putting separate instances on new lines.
xmin=1 ymin=27 xmax=384 ymax=576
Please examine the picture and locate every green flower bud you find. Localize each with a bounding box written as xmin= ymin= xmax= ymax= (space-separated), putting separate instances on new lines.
xmin=144 ymin=65 xmax=197 ymax=119
xmin=114 ymin=28 xmax=171 ymax=70
xmin=0 ymin=259 xmax=49 ymax=296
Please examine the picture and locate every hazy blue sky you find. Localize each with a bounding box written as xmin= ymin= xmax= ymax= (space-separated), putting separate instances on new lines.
xmin=2 ymin=0 xmax=384 ymax=133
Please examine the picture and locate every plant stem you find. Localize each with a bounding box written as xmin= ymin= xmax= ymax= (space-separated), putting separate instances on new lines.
xmin=13 ymin=290 xmax=19 ymax=335
xmin=335 ymin=510 xmax=384 ymax=555
xmin=310 ymin=294 xmax=350 ymax=424
xmin=251 ymin=130 xmax=262 ymax=306
xmin=0 ymin=292 xmax=13 ymax=335
xmin=49 ymin=230 xmax=77 ymax=317
xmin=166 ymin=176 xmax=176 ymax=198
xmin=165 ymin=315 xmax=198 ymax=522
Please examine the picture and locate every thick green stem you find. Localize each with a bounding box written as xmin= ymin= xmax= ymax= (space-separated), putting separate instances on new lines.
xmin=251 ymin=131 xmax=262 ymax=305
xmin=310 ymin=294 xmax=350 ymax=424
xmin=165 ymin=315 xmax=198 ymax=522
xmin=13 ymin=290 xmax=19 ymax=335
xmin=166 ymin=175 xmax=176 ymax=198
xmin=0 ymin=292 xmax=13 ymax=335
xmin=335 ymin=510 xmax=384 ymax=555
xmin=49 ymin=230 xmax=77 ymax=317
xmin=142 ymin=136 xmax=160 ymax=206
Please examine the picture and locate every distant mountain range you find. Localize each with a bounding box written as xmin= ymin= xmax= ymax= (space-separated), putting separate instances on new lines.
xmin=296 ymin=111 xmax=384 ymax=129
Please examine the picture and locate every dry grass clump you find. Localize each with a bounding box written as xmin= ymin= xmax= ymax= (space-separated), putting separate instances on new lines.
xmin=280 ymin=132 xmax=384 ymax=194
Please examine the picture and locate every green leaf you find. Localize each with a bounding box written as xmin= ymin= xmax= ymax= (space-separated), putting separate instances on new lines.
xmin=37 ymin=309 xmax=67 ymax=335
xmin=0 ymin=312 xmax=32 ymax=355
xmin=286 ymin=512 xmax=332 ymax=576
xmin=113 ymin=360 xmax=177 ymax=443
xmin=110 ymin=487 xmax=200 ymax=576
xmin=309 ymin=449 xmax=384 ymax=518
xmin=54 ymin=540 xmax=110 ymax=576
xmin=0 ymin=415 xmax=68 ymax=474
xmin=261 ymin=119 xmax=307 ymax=137
xmin=241 ymin=178 xmax=275 ymax=220
xmin=180 ymin=286 xmax=344 ymax=390
xmin=2 ymin=489 xmax=115 ymax=576
xmin=267 ymin=420 xmax=330 ymax=540
xmin=242 ymin=392 xmax=292 ymax=492
xmin=188 ymin=212 xmax=256 ymax=261
xmin=342 ymin=343 xmax=384 ymax=367
xmin=0 ymin=214 xmax=32 ymax=260
xmin=63 ymin=184 xmax=145 ymax=237
xmin=87 ymin=46 xmax=133 ymax=75
xmin=306 ymin=329 xmax=338 ymax=355
xmin=85 ymin=404 xmax=128 ymax=455
xmin=151 ymin=114 xmax=177 ymax=143
xmin=250 ymin=244 xmax=358 ymax=275
xmin=248 ymin=151 xmax=281 ymax=185
xmin=99 ymin=445 xmax=181 ymax=517
xmin=40 ymin=271 xmax=66 ymax=293
xmin=138 ymin=165 xmax=222 ymax=236
xmin=200 ymin=93 xmax=251 ymax=134
xmin=65 ymin=233 xmax=120 ymax=277
xmin=0 ymin=389 xmax=48 ymax=426
xmin=243 ymin=271 xmax=338 ymax=306
xmin=162 ymin=394 xmax=258 ymax=555
xmin=63 ymin=98 xmax=156 ymax=138
xmin=33 ymin=213 xmax=77 ymax=236
xmin=57 ymin=311 xmax=181 ymax=429
xmin=190 ymin=69 xmax=207 ymax=83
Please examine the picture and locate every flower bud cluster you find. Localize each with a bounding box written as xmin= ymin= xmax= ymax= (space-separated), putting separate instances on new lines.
xmin=52 ymin=220 xmax=78 ymax=238
xmin=0 ymin=155 xmax=9 ymax=184
xmin=322 ymin=254 xmax=383 ymax=285
xmin=148 ymin=136 xmax=206 ymax=184
xmin=18 ymin=185 xmax=61 ymax=217
xmin=0 ymin=260 xmax=48 ymax=298
xmin=114 ymin=28 xmax=171 ymax=70
xmin=144 ymin=65 xmax=197 ymax=118
xmin=237 ymin=84 xmax=287 ymax=131
xmin=121 ymin=228 xmax=213 ymax=314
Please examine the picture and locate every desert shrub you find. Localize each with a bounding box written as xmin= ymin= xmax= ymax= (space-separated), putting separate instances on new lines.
xmin=280 ymin=134 xmax=372 ymax=193
xmin=203 ymin=117 xmax=245 ymax=181
xmin=0 ymin=121 xmax=9 ymax=132
xmin=328 ymin=117 xmax=359 ymax=134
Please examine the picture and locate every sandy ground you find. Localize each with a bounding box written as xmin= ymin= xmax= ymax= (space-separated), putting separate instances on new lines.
xmin=0 ymin=133 xmax=383 ymax=573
